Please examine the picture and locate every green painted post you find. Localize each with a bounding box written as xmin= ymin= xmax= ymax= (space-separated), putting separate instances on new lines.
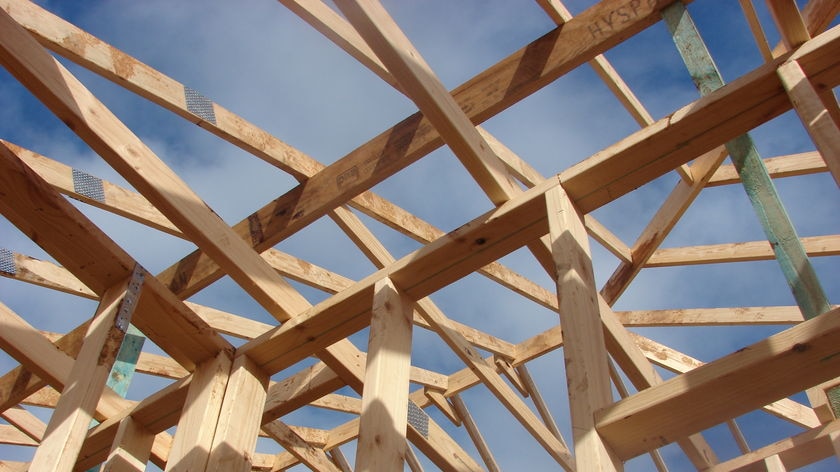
xmin=86 ymin=324 xmax=145 ymax=471
xmin=662 ymin=2 xmax=831 ymax=320
xmin=106 ymin=324 xmax=145 ymax=397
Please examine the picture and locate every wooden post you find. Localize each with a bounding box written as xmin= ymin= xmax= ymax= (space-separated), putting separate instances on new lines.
xmin=764 ymin=453 xmax=788 ymax=471
xmin=206 ymin=355 xmax=269 ymax=472
xmin=355 ymin=277 xmax=414 ymax=472
xmin=100 ymin=416 xmax=155 ymax=472
xmin=546 ymin=184 xmax=621 ymax=471
xmin=86 ymin=325 xmax=147 ymax=472
xmin=30 ymin=266 xmax=144 ymax=472
xmin=165 ymin=351 xmax=232 ymax=472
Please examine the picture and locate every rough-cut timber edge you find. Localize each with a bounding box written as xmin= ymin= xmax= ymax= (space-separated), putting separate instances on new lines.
xmin=0 ymin=0 xmax=838 ymax=471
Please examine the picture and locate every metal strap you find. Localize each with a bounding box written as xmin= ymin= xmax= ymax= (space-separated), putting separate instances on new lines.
xmin=72 ymin=168 xmax=105 ymax=203
xmin=0 ymin=248 xmax=15 ymax=275
xmin=184 ymin=86 xmax=217 ymax=124
xmin=116 ymin=265 xmax=146 ymax=333
xmin=407 ymin=401 xmax=429 ymax=438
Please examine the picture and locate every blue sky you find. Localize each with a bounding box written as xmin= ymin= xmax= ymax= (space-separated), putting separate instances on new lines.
xmin=0 ymin=0 xmax=838 ymax=470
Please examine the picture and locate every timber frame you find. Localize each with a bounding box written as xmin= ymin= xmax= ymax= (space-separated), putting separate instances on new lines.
xmin=0 ymin=0 xmax=838 ymax=471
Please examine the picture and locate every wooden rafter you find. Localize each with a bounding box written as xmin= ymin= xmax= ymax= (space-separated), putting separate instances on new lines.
xmin=0 ymin=0 xmax=838 ymax=470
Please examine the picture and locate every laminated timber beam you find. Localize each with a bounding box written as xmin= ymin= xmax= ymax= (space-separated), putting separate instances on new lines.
xmin=257 ymin=17 xmax=836 ymax=468
xmin=107 ymin=0 xmax=690 ymax=303
xmin=0 ymin=10 xmax=479 ymax=469
xmin=0 ymin=0 xmax=562 ymax=314
xmin=0 ymin=141 xmax=232 ymax=370
xmin=708 ymin=419 xmax=840 ymax=471
xmin=595 ymin=305 xmax=840 ymax=460
xmin=0 ymin=1 xmax=838 ymax=470
xmin=304 ymin=6 xmax=830 ymax=468
xmin=331 ymin=203 xmax=574 ymax=460
xmin=29 ymin=267 xmax=143 ymax=471
xmin=600 ymin=0 xmax=840 ymax=304
xmin=663 ymin=1 xmax=831 ymax=321
xmin=706 ymin=152 xmax=829 ymax=186
xmin=633 ymin=334 xmax=821 ymax=430
xmin=645 ymin=235 xmax=840 ymax=267
xmin=0 ymin=142 xmax=514 ymax=358
xmin=778 ymin=58 xmax=840 ymax=186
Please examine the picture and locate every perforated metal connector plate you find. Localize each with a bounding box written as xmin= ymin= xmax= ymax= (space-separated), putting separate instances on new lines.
xmin=72 ymin=168 xmax=105 ymax=203
xmin=0 ymin=248 xmax=15 ymax=275
xmin=829 ymin=385 xmax=840 ymax=419
xmin=184 ymin=86 xmax=217 ymax=124
xmin=115 ymin=266 xmax=145 ymax=332
xmin=407 ymin=401 xmax=429 ymax=438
